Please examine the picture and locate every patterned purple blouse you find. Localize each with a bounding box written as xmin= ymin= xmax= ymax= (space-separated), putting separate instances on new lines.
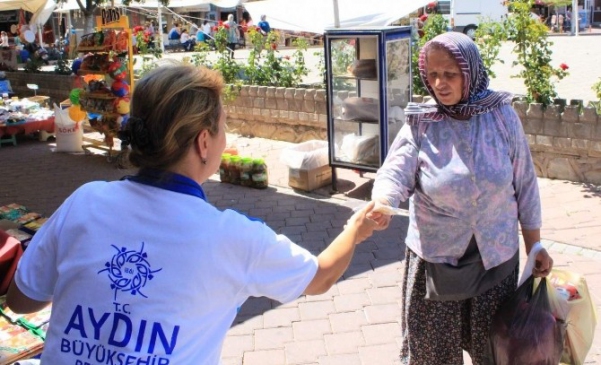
xmin=372 ymin=104 xmax=541 ymax=270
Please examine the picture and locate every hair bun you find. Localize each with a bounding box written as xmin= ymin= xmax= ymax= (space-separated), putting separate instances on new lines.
xmin=127 ymin=116 xmax=152 ymax=150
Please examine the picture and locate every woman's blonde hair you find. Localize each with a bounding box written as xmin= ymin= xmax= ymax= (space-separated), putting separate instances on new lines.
xmin=126 ymin=63 xmax=224 ymax=169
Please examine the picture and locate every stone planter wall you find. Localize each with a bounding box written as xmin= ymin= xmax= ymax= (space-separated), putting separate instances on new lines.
xmin=6 ymin=74 xmax=601 ymax=184
xmin=6 ymin=72 xmax=73 ymax=105
xmin=225 ymin=85 xmax=328 ymax=143
xmin=226 ymin=86 xmax=601 ymax=185
xmin=513 ymin=101 xmax=601 ymax=184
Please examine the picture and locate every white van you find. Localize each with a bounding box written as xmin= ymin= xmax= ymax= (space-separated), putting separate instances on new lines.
xmin=430 ymin=0 xmax=509 ymax=38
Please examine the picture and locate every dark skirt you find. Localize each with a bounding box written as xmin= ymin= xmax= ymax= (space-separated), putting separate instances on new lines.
xmin=400 ymin=247 xmax=518 ymax=365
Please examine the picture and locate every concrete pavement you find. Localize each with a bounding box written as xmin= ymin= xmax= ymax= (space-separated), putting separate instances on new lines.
xmin=1 ymin=131 xmax=600 ymax=364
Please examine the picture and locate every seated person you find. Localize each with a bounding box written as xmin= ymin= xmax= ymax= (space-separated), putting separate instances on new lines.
xmin=180 ymin=29 xmax=195 ymax=51
xmin=24 ymin=41 xmax=40 ymax=55
xmin=196 ymin=28 xmax=206 ymax=43
xmin=168 ymin=23 xmax=181 ymax=45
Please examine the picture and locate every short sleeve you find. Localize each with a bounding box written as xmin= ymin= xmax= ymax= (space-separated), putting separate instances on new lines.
xmin=244 ymin=226 xmax=318 ymax=304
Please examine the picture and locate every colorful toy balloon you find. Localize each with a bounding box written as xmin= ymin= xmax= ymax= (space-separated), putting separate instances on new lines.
xmin=114 ymin=97 xmax=131 ymax=115
xmin=71 ymin=58 xmax=83 ymax=74
xmin=68 ymin=105 xmax=87 ymax=122
xmin=112 ymin=71 xmax=127 ymax=81
xmin=69 ymin=88 xmax=84 ymax=106
xmin=111 ymin=80 xmax=130 ymax=97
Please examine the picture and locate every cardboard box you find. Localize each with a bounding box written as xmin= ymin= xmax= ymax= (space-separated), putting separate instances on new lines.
xmin=281 ymin=140 xmax=331 ymax=192
xmin=288 ymin=165 xmax=332 ymax=192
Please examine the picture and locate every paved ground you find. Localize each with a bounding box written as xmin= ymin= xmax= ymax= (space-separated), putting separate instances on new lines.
xmin=0 ymin=131 xmax=600 ymax=364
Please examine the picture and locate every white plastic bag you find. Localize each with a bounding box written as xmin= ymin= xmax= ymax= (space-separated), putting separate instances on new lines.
xmin=280 ymin=140 xmax=329 ymax=170
xmin=549 ymin=269 xmax=597 ymax=365
xmin=53 ymin=104 xmax=83 ymax=153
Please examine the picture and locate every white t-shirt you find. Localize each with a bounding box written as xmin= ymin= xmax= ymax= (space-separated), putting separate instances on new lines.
xmin=180 ymin=32 xmax=190 ymax=43
xmin=15 ymin=180 xmax=318 ymax=364
xmin=202 ymin=23 xmax=212 ymax=35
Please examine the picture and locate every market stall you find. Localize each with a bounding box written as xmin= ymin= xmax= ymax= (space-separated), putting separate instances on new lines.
xmin=72 ymin=7 xmax=133 ymax=158
xmin=0 ymin=203 xmax=50 ymax=365
xmin=0 ymin=98 xmax=55 ymax=147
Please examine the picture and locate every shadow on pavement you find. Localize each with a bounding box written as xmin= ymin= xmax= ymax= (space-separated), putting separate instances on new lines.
xmin=0 ymin=134 xmax=409 ymax=329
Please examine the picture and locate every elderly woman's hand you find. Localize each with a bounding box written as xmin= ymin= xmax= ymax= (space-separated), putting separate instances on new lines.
xmin=366 ymin=199 xmax=393 ymax=231
xmin=346 ymin=201 xmax=377 ymax=244
xmin=533 ymin=248 xmax=553 ymax=278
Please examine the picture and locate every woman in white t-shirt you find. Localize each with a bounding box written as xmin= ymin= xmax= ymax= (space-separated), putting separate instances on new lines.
xmin=180 ymin=29 xmax=194 ymax=51
xmin=7 ymin=64 xmax=376 ymax=364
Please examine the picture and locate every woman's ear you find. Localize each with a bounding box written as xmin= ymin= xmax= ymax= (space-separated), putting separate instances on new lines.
xmin=195 ymin=129 xmax=211 ymax=160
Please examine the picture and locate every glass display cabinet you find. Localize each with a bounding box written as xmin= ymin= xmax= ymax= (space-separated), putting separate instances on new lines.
xmin=324 ymin=26 xmax=413 ymax=188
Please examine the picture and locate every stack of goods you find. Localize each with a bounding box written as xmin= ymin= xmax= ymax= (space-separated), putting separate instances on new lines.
xmin=339 ymin=133 xmax=379 ymax=165
xmin=0 ymin=99 xmax=53 ymax=127
xmin=219 ymin=154 xmax=269 ymax=189
xmin=0 ymin=296 xmax=51 ymax=364
xmin=72 ymin=54 xmax=131 ymax=148
xmin=347 ymin=59 xmax=377 ymax=79
xmin=77 ymin=29 xmax=129 ymax=53
xmin=0 ymin=203 xmax=47 ymax=246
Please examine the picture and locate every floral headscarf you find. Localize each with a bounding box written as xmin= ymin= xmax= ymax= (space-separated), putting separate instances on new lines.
xmin=415 ymin=32 xmax=512 ymax=122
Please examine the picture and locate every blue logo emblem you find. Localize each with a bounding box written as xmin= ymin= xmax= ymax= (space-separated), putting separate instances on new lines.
xmin=98 ymin=242 xmax=162 ymax=300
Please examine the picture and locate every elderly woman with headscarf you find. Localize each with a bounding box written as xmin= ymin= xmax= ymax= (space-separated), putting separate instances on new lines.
xmin=368 ymin=32 xmax=553 ymax=364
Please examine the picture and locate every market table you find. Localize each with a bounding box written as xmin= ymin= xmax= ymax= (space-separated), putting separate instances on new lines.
xmin=0 ymin=117 xmax=55 ymax=147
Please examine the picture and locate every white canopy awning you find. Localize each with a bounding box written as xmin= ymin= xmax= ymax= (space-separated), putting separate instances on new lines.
xmin=0 ymin=0 xmax=49 ymax=13
xmin=54 ymin=0 xmax=242 ymax=12
xmin=244 ymin=0 xmax=430 ymax=34
xmin=30 ymin=0 xmax=56 ymax=26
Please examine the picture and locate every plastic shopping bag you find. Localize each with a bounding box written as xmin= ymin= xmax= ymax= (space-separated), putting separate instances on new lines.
xmin=490 ymin=275 xmax=566 ymax=365
xmin=549 ymin=269 xmax=597 ymax=365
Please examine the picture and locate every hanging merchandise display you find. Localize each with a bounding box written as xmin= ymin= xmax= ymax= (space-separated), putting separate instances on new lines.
xmin=72 ymin=7 xmax=134 ymax=155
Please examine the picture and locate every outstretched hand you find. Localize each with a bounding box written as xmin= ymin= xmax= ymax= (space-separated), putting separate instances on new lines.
xmin=346 ymin=201 xmax=377 ymax=244
xmin=366 ymin=200 xmax=393 ymax=231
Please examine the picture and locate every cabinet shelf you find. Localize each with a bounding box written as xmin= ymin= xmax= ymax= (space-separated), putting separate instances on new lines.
xmin=80 ymin=93 xmax=115 ymax=100
xmin=333 ymin=74 xmax=377 ymax=81
xmin=77 ymin=69 xmax=108 ymax=76
xmin=333 ymin=117 xmax=378 ymax=125
xmin=325 ymin=26 xmax=412 ymax=190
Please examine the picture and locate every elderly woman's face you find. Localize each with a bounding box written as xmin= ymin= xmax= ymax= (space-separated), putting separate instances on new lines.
xmin=425 ymin=48 xmax=463 ymax=106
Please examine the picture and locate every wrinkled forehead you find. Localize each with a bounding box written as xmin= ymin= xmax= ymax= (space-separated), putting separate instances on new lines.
xmin=424 ymin=40 xmax=461 ymax=64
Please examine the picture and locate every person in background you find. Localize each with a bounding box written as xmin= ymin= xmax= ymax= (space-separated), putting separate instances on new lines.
xmin=189 ymin=23 xmax=199 ymax=37
xmin=7 ymin=63 xmax=377 ymax=364
xmin=180 ymin=28 xmax=194 ymax=52
xmin=368 ymin=32 xmax=553 ymax=364
xmin=168 ymin=22 xmax=181 ymax=42
xmin=258 ymin=14 xmax=271 ymax=35
xmin=42 ymin=24 xmax=54 ymax=46
xmin=564 ymin=6 xmax=572 ymax=31
xmin=202 ymin=20 xmax=212 ymax=38
xmin=225 ymin=14 xmax=239 ymax=58
xmin=0 ymin=31 xmax=9 ymax=48
xmin=146 ymin=20 xmax=155 ymax=35
xmin=196 ymin=26 xmax=206 ymax=43
xmin=145 ymin=21 xmax=155 ymax=48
